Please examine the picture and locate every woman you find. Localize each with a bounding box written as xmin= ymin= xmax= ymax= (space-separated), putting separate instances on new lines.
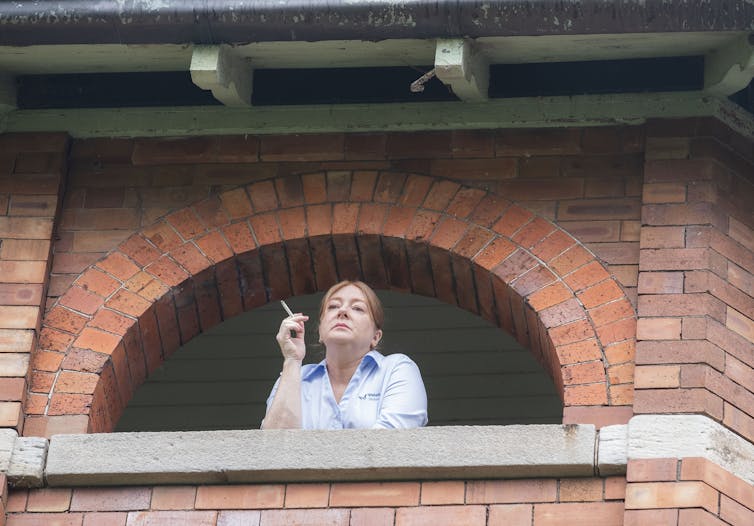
xmin=262 ymin=280 xmax=428 ymax=429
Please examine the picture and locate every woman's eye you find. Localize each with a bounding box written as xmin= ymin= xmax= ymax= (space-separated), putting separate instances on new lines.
xmin=327 ymin=304 xmax=338 ymax=310
xmin=353 ymin=305 xmax=364 ymax=312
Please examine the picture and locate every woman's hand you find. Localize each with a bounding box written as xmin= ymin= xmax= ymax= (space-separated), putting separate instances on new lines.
xmin=276 ymin=313 xmax=309 ymax=362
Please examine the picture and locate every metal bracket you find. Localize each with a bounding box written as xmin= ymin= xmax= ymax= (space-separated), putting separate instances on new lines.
xmin=705 ymin=33 xmax=754 ymax=96
xmin=434 ymin=39 xmax=489 ymax=102
xmin=190 ymin=45 xmax=254 ymax=106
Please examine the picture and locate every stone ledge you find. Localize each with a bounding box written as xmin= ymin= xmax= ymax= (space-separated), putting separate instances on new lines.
xmin=45 ymin=425 xmax=596 ymax=486
xmin=628 ymin=415 xmax=754 ymax=485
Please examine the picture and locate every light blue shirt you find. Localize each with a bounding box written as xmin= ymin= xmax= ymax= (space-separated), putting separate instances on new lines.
xmin=266 ymin=350 xmax=428 ymax=429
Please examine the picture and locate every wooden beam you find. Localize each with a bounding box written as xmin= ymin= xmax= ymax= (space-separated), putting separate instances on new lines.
xmin=434 ymin=39 xmax=489 ymax=102
xmin=190 ymin=45 xmax=254 ymax=106
xmin=705 ymin=34 xmax=754 ymax=96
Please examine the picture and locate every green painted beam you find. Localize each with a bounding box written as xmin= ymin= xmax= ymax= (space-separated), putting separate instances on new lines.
xmin=2 ymin=92 xmax=752 ymax=139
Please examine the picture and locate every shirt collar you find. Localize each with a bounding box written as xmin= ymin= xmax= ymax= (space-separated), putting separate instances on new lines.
xmin=302 ymin=350 xmax=384 ymax=380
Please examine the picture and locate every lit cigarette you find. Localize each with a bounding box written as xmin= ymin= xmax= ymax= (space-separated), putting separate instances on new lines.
xmin=280 ymin=300 xmax=294 ymax=317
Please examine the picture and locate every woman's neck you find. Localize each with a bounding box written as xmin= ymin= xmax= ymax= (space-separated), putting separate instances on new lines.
xmin=325 ymin=345 xmax=370 ymax=386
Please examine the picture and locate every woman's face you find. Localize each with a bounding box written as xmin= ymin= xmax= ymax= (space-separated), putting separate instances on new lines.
xmin=319 ymin=284 xmax=382 ymax=351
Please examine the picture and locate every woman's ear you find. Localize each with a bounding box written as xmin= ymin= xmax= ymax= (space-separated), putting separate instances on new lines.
xmin=371 ymin=329 xmax=383 ymax=349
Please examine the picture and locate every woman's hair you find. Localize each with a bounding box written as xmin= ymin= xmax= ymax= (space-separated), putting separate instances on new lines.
xmin=318 ymin=280 xmax=384 ymax=330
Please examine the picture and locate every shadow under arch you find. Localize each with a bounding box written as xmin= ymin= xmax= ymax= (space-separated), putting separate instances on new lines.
xmin=31 ymin=171 xmax=636 ymax=434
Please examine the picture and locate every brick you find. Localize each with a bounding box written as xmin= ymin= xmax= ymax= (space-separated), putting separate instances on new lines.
xmin=604 ymin=477 xmax=627 ymax=500
xmin=557 ymin=199 xmax=641 ymax=221
xmin=564 ymin=383 xmax=608 ymax=405
xmin=48 ymin=392 xmax=92 ymax=415
xmin=640 ymin=226 xmax=685 ymax=249
xmin=125 ymin=511 xmax=217 ymax=525
xmin=487 ymin=504 xmax=532 ymax=525
xmin=0 ymin=261 xmax=48 ymax=284
xmin=634 ymin=365 xmax=680 ymax=388
xmin=55 ymin=371 xmax=98 ymax=394
xmin=680 ymin=457 xmax=754 ymax=508
xmin=119 ymin=236 xmax=162 ymax=268
xmin=589 ymin=298 xmax=634 ymax=328
xmin=283 ymin=484 xmax=329 ymax=508
xmin=0 ymin=377 xmax=25 ymax=400
xmin=638 ymin=272 xmax=684 ymax=294
xmin=451 ymin=129 xmax=495 ymax=157
xmin=497 ymin=178 xmax=584 ymax=201
xmin=430 ymin=158 xmax=516 ymax=180
xmin=531 ymin=230 xmax=576 ymax=263
xmin=73 ymin=328 xmax=120 ymax=355
xmin=643 ymin=182 xmax=687 ymax=203
xmin=677 ymin=508 xmax=727 ymax=526
xmin=386 ymin=131 xmax=451 ymax=159
xmin=627 ymin=459 xmax=678 ymax=482
xmin=560 ymin=220 xmax=621 ymax=242
xmin=727 ymin=306 xmax=754 ymax=344
xmin=626 ymin=509 xmax=679 ymax=526
xmin=259 ymin=509 xmax=348 ymax=526
xmin=548 ymin=246 xmax=592 ymax=277
xmin=559 ymin=479 xmax=603 ymax=502
xmin=634 ymin=389 xmax=722 ymax=420
xmin=636 ymin=318 xmax=682 ymax=340
xmin=527 ymin=282 xmax=573 ymax=311
xmin=563 ymin=261 xmax=611 ymax=292
xmin=720 ymin=494 xmax=754 ymax=526
xmin=577 ymin=280 xmax=624 ymax=309
xmin=0 ymin=402 xmax=22 ymax=426
xmin=396 ymin=505 xmax=486 ymax=526
xmin=150 ymin=486 xmax=196 ymax=511
xmin=7 ymin=490 xmax=28 ymax=512
xmin=420 ymin=481 xmax=465 ymax=505
xmin=106 ymin=289 xmax=152 ymax=318
xmin=348 ymin=508 xmax=394 ymax=526
xmin=625 ymin=482 xmax=718 ymax=513
xmin=26 ymin=489 xmax=72 ymax=512
xmin=260 ymin=133 xmax=344 ymax=161
xmin=96 ymin=253 xmax=140 ymax=282
xmin=0 ymin=306 xmax=40 ymax=332
xmin=466 ymin=479 xmax=556 ymax=504
xmin=643 ymin=202 xmax=717 ymax=227
xmin=5 ymin=513 xmax=84 ymax=525
xmin=0 ymin=239 xmax=51 ymax=260
xmin=604 ymin=339 xmax=636 ymax=365
xmin=0 ymin=217 xmax=54 ymax=239
xmin=491 ymin=205 xmax=533 ymax=237
xmin=496 ymin=128 xmax=581 ymax=156
xmin=195 ymin=485 xmax=284 ymax=509
xmin=216 ymin=510 xmax=261 ymax=526
xmin=70 ymin=488 xmax=150 ymax=512
xmin=82 ymin=512 xmax=127 ymax=526
xmin=533 ymin=502 xmax=624 ymax=526
xmin=550 ymin=319 xmax=594 ymax=346
xmin=329 ymin=482 xmax=419 ymax=507
xmin=638 ymin=294 xmax=723 ymax=319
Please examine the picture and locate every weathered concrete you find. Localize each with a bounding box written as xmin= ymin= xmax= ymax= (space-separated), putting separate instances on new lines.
xmin=628 ymin=415 xmax=754 ymax=485
xmin=46 ymin=425 xmax=596 ymax=486
xmin=0 ymin=429 xmax=17 ymax=473
xmin=8 ymin=437 xmax=47 ymax=488
xmin=596 ymin=425 xmax=628 ymax=476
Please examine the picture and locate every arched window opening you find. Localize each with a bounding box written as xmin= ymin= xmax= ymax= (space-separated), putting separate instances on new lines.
xmin=116 ymin=290 xmax=562 ymax=432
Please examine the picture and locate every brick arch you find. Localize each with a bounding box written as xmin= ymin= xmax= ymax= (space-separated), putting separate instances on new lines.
xmin=30 ymin=171 xmax=635 ymax=433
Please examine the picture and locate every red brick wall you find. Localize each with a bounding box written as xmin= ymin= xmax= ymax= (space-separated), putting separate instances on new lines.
xmin=634 ymin=118 xmax=754 ymax=442
xmin=0 ymin=133 xmax=68 ymax=435
xmin=24 ymin=127 xmax=647 ymax=434
xmin=6 ymin=477 xmax=627 ymax=526
xmin=625 ymin=458 xmax=754 ymax=526
xmin=1 ymin=120 xmax=753 ymax=526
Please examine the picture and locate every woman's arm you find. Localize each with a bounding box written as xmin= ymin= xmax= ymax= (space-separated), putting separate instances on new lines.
xmin=372 ymin=356 xmax=428 ymax=429
xmin=261 ymin=313 xmax=308 ymax=429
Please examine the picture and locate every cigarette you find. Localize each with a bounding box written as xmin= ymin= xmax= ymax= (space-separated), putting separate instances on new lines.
xmin=280 ymin=300 xmax=294 ymax=317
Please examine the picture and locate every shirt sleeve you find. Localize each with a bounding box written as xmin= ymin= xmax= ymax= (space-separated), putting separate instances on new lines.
xmin=372 ymin=355 xmax=428 ymax=429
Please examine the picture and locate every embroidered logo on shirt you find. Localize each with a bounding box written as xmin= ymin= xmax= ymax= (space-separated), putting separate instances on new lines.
xmin=358 ymin=392 xmax=380 ymax=401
